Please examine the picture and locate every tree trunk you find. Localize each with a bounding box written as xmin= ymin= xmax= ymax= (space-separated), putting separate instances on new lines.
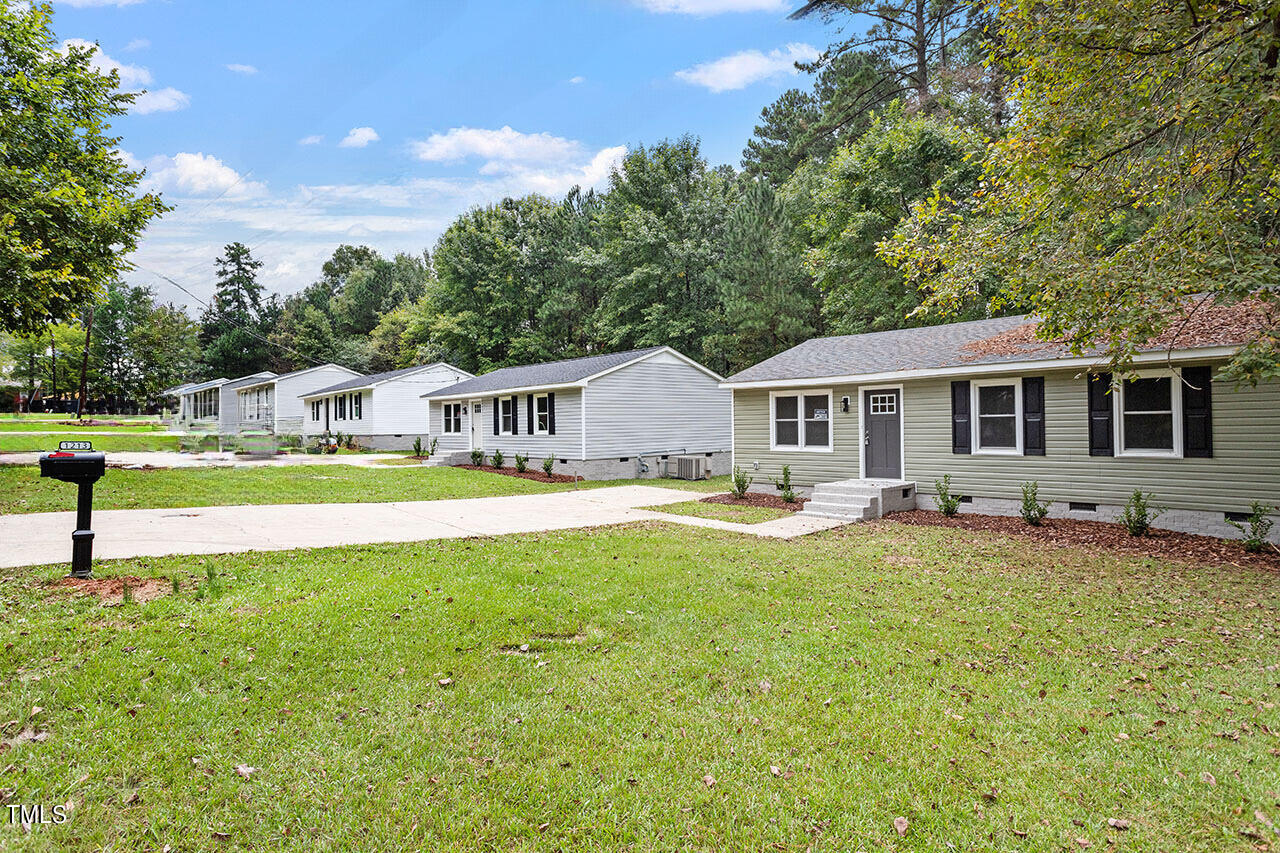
xmin=77 ymin=306 xmax=94 ymax=419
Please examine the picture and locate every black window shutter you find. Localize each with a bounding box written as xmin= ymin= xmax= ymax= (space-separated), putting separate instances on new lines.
xmin=951 ymin=380 xmax=971 ymax=454
xmin=1088 ymin=373 xmax=1113 ymax=456
xmin=1022 ymin=376 xmax=1046 ymax=456
xmin=547 ymin=392 xmax=556 ymax=435
xmin=526 ymin=394 xmax=534 ymax=434
xmin=1182 ymin=365 xmax=1213 ymax=457
xmin=492 ymin=397 xmax=499 ymax=435
xmin=510 ymin=395 xmax=519 ymax=435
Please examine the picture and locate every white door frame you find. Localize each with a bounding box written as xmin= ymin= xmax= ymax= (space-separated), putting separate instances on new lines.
xmin=857 ymin=384 xmax=905 ymax=480
xmin=468 ymin=398 xmax=484 ymax=452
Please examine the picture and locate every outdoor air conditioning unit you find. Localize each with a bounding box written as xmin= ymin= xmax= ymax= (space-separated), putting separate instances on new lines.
xmin=671 ymin=455 xmax=707 ymax=481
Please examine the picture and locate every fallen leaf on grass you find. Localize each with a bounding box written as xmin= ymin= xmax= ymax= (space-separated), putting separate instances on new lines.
xmin=769 ymin=766 xmax=781 ymax=777
xmin=893 ymin=816 xmax=909 ymax=836
xmin=234 ymin=764 xmax=256 ymax=779
xmin=1076 ymin=838 xmax=1091 ymax=848
xmin=1201 ymin=772 xmax=1216 ymax=786
xmin=1107 ymin=818 xmax=1130 ymax=831
xmin=438 ymin=678 xmax=453 ymax=687
xmin=759 ymin=679 xmax=771 ymax=693
xmin=537 ymin=822 xmax=550 ymax=833
xmin=702 ymin=774 xmax=716 ymax=788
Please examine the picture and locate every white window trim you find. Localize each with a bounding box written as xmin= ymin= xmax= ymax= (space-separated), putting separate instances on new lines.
xmin=768 ymin=389 xmax=834 ymax=453
xmin=442 ymin=402 xmax=462 ymax=434
xmin=1115 ymin=368 xmax=1183 ymax=458
xmin=534 ymin=393 xmax=550 ymax=435
xmin=971 ymin=377 xmax=1023 ymax=455
xmin=499 ymin=396 xmax=515 ymax=436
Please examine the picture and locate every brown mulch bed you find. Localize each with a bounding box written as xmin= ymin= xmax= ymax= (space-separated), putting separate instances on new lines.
xmin=883 ymin=510 xmax=1280 ymax=571
xmin=48 ymin=575 xmax=171 ymax=604
xmin=456 ymin=464 xmax=577 ymax=484
xmin=54 ymin=419 xmax=154 ymax=428
xmin=701 ymin=492 xmax=806 ymax=512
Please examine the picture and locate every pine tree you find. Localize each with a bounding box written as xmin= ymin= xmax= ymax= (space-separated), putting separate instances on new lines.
xmin=198 ymin=243 xmax=277 ymax=377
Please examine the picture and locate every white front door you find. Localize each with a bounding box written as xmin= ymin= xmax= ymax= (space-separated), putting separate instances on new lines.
xmin=469 ymin=399 xmax=484 ymax=451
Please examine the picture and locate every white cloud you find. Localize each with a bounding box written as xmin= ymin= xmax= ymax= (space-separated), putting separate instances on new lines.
xmin=225 ymin=63 xmax=258 ymax=75
xmin=568 ymin=75 xmax=586 ymax=84
xmin=675 ymin=42 xmax=818 ymax=92
xmin=339 ymin=126 xmax=380 ymax=148
xmin=297 ymin=134 xmax=324 ymax=146
xmin=411 ymin=126 xmax=583 ymax=165
xmin=61 ymin=38 xmax=190 ymax=113
xmin=132 ymin=87 xmax=190 ymax=114
xmin=632 ymin=0 xmax=787 ymax=13
xmin=138 ymin=152 xmax=265 ymax=199
xmin=124 ymin=38 xmax=150 ymax=52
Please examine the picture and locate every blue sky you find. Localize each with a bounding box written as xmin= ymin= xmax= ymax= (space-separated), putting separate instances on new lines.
xmin=53 ymin=0 xmax=834 ymax=306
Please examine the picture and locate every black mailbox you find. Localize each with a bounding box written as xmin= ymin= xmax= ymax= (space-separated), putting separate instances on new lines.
xmin=38 ymin=450 xmax=106 ymax=578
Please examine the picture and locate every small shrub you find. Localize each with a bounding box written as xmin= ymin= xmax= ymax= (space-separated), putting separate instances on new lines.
xmin=934 ymin=474 xmax=962 ymax=517
xmin=542 ymin=456 xmax=555 ymax=476
xmin=1119 ymin=489 xmax=1163 ymax=536
xmin=514 ymin=452 xmax=528 ymax=473
xmin=429 ymin=437 xmax=438 ymax=457
xmin=490 ymin=449 xmax=505 ymax=468
xmin=470 ymin=449 xmax=484 ymax=466
xmin=1019 ymin=481 xmax=1050 ymax=526
xmin=770 ymin=465 xmax=796 ymax=503
xmin=730 ymin=466 xmax=752 ymax=499
xmin=1227 ymin=501 xmax=1276 ymax=553
xmin=412 ymin=437 xmax=423 ymax=457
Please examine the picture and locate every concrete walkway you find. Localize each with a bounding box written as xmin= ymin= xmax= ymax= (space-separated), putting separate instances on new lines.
xmin=0 ymin=486 xmax=845 ymax=569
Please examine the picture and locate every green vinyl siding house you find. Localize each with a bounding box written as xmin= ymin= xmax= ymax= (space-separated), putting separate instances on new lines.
xmin=721 ymin=310 xmax=1279 ymax=543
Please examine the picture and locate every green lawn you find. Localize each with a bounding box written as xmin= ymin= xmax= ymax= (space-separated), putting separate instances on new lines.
xmin=644 ymin=498 xmax=791 ymax=524
xmin=2 ymin=522 xmax=1275 ymax=851
xmin=0 ymin=465 xmax=730 ymax=514
xmin=0 ymin=433 xmax=183 ymax=453
xmin=0 ymin=421 xmax=165 ymax=432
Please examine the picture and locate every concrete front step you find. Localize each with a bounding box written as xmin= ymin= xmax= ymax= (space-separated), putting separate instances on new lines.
xmin=799 ymin=478 xmax=917 ymax=524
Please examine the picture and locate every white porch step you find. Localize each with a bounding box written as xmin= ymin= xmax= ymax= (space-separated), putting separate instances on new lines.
xmin=799 ymin=479 xmax=916 ymax=524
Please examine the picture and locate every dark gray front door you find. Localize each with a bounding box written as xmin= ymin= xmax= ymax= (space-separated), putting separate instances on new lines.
xmin=864 ymin=389 xmax=901 ymax=479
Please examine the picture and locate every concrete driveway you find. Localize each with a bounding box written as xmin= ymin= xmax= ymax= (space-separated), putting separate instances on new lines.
xmin=0 ymin=486 xmax=844 ymax=569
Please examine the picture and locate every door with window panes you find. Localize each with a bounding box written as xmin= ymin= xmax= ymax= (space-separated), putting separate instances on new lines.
xmin=863 ymin=389 xmax=901 ymax=479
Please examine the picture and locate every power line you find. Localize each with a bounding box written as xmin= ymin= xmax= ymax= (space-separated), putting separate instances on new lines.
xmin=138 ymin=265 xmax=330 ymax=369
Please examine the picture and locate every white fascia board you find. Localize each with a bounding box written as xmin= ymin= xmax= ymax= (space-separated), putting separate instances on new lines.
xmin=421 ymin=380 xmax=581 ymax=401
xmin=718 ymin=346 xmax=1241 ymax=390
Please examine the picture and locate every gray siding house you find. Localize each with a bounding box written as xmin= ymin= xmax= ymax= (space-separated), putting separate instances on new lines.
xmin=721 ymin=308 xmax=1279 ymax=543
xmin=233 ymin=364 xmax=360 ymax=435
xmin=299 ymin=363 xmax=473 ymax=450
xmin=424 ymin=347 xmax=731 ymax=480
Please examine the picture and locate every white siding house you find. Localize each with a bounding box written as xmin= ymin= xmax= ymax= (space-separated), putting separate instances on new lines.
xmin=234 ymin=364 xmax=360 ymax=435
xmin=299 ymin=363 xmax=473 ymax=450
xmin=218 ymin=372 xmax=276 ymax=434
xmin=423 ymin=347 xmax=731 ymax=480
xmin=174 ymin=378 xmax=227 ymax=430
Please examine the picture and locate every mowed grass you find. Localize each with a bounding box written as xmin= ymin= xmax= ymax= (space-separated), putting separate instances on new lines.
xmin=0 ymin=420 xmax=165 ymax=433
xmin=644 ymin=498 xmax=791 ymax=524
xmin=0 ymin=433 xmax=182 ymax=452
xmin=0 ymin=465 xmax=730 ymax=514
xmin=2 ymin=523 xmax=1277 ymax=851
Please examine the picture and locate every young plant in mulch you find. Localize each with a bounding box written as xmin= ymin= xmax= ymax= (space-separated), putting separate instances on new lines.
xmin=490 ymin=449 xmax=505 ymax=469
xmin=934 ymin=474 xmax=962 ymax=517
xmin=542 ymin=456 xmax=555 ymax=476
xmin=771 ymin=465 xmax=796 ymax=503
xmin=428 ymin=437 xmax=438 ymax=458
xmin=470 ymin=449 xmax=484 ymax=466
xmin=514 ymin=452 xmax=528 ymax=473
xmin=730 ymin=466 xmax=752 ymax=499
xmin=412 ymin=437 xmax=424 ymax=457
xmin=1019 ymin=480 xmax=1050 ymax=526
xmin=1120 ymin=489 xmax=1163 ymax=536
xmin=1227 ymin=501 xmax=1276 ymax=553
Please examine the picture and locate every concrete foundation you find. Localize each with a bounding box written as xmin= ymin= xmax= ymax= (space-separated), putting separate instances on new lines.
xmin=917 ymin=493 xmax=1280 ymax=545
xmin=437 ymin=450 xmax=732 ymax=482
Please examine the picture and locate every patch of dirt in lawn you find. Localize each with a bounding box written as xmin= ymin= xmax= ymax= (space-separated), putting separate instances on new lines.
xmin=700 ymin=492 xmax=806 ymax=512
xmin=883 ymin=510 xmax=1280 ymax=571
xmin=48 ymin=575 xmax=171 ymax=605
xmin=456 ymin=464 xmax=577 ymax=483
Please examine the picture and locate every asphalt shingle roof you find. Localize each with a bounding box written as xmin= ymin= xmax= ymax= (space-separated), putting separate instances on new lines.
xmin=724 ymin=300 xmax=1261 ymax=384
xmin=424 ymin=347 xmax=664 ymax=398
xmin=222 ymin=371 xmax=278 ymax=391
xmin=307 ymin=364 xmax=452 ymax=396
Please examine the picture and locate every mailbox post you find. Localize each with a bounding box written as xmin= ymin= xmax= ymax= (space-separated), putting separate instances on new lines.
xmin=38 ymin=449 xmax=106 ymax=578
